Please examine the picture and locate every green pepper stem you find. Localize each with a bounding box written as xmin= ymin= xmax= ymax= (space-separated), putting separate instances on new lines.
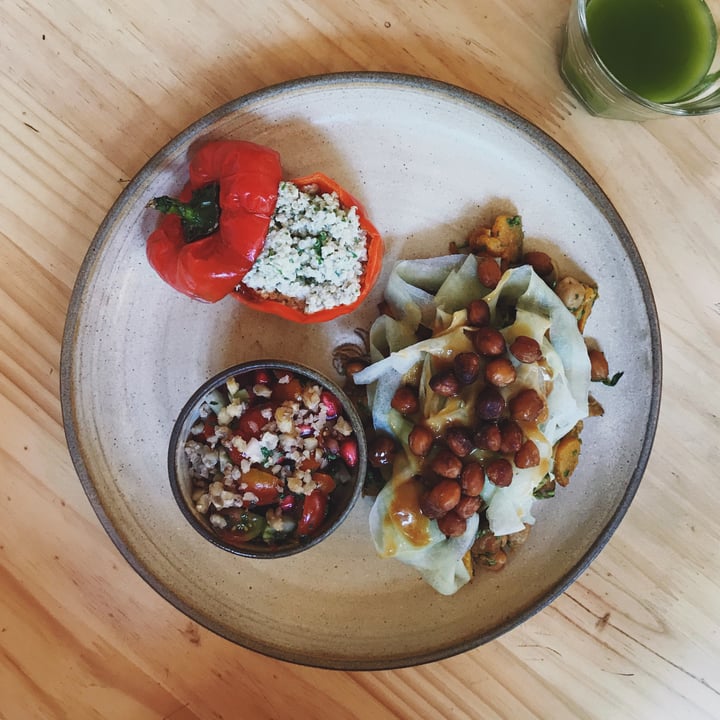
xmin=148 ymin=182 xmax=220 ymax=243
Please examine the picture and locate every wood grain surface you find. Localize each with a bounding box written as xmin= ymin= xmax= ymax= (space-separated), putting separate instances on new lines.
xmin=1 ymin=1 xmax=719 ymax=718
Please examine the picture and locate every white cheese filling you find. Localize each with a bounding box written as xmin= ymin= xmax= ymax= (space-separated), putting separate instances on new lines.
xmin=240 ymin=181 xmax=368 ymax=314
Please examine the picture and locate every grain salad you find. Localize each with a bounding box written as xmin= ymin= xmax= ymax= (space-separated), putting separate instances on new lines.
xmin=240 ymin=181 xmax=369 ymax=314
xmin=183 ymin=367 xmax=360 ymax=546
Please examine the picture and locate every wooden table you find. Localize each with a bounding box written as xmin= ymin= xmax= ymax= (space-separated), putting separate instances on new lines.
xmin=2 ymin=2 xmax=719 ymax=718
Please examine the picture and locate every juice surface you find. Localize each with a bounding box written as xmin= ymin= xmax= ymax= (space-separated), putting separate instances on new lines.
xmin=586 ymin=0 xmax=717 ymax=103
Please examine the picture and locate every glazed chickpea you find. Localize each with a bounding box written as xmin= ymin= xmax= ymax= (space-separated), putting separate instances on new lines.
xmin=425 ymin=479 xmax=462 ymax=515
xmin=509 ymin=388 xmax=544 ymax=423
xmin=523 ymin=251 xmax=554 ymax=279
xmin=476 ymin=386 xmax=506 ymax=421
xmin=368 ymin=435 xmax=396 ymax=468
xmin=391 ymin=385 xmax=419 ymax=415
xmin=485 ymin=357 xmax=517 ymax=387
xmin=460 ymin=462 xmax=485 ymax=496
xmin=408 ymin=425 xmax=434 ymax=457
xmin=455 ymin=494 xmax=483 ymax=519
xmin=477 ymin=256 xmax=502 ymax=289
xmin=453 ymin=351 xmax=481 ymax=385
xmin=429 ymin=369 xmax=461 ymax=397
xmin=472 ymin=326 xmax=506 ymax=357
xmin=514 ymin=439 xmax=540 ymax=468
xmin=485 ymin=458 xmax=514 ymax=487
xmin=474 ymin=423 xmax=501 ymax=452
xmin=499 ymin=419 xmax=524 ymax=454
xmin=419 ymin=492 xmax=444 ymax=519
xmin=588 ymin=348 xmax=609 ymax=381
xmin=437 ymin=510 xmax=467 ymax=537
xmin=445 ymin=426 xmax=474 ymax=457
xmin=466 ymin=298 xmax=490 ymax=327
xmin=430 ymin=449 xmax=463 ymax=479
xmin=510 ymin=335 xmax=543 ymax=364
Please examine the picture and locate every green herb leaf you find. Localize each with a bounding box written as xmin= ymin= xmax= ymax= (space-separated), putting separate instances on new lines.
xmin=601 ymin=371 xmax=624 ymax=387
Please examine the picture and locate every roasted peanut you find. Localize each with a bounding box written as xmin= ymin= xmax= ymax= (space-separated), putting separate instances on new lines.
xmin=455 ymin=494 xmax=483 ymax=519
xmin=391 ymin=385 xmax=419 ymax=415
xmin=476 ymin=387 xmax=506 ymax=421
xmin=429 ymin=369 xmax=461 ymax=397
xmin=510 ymin=335 xmax=542 ymax=363
xmin=499 ymin=419 xmax=524 ymax=454
xmin=368 ymin=435 xmax=396 ymax=468
xmin=430 ymin=449 xmax=463 ymax=479
xmin=460 ymin=462 xmax=485 ymax=496
xmin=514 ymin=439 xmax=540 ymax=468
xmin=485 ymin=357 xmax=517 ymax=387
xmin=445 ymin=426 xmax=474 ymax=457
xmin=437 ymin=510 xmax=467 ymax=537
xmin=509 ymin=388 xmax=544 ymax=423
xmin=474 ymin=423 xmax=502 ymax=452
xmin=408 ymin=425 xmax=434 ymax=457
xmin=453 ymin=351 xmax=482 ymax=384
xmin=485 ymin=458 xmax=514 ymax=487
xmin=588 ymin=348 xmax=609 ymax=381
xmin=477 ymin=256 xmax=502 ymax=289
xmin=466 ymin=298 xmax=490 ymax=327
xmin=472 ymin=326 xmax=506 ymax=357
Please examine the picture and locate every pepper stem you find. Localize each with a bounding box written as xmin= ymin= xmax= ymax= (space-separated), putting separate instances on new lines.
xmin=147 ymin=182 xmax=220 ymax=243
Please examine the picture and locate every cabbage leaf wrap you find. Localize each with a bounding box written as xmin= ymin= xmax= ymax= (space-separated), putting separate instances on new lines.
xmin=353 ymin=254 xmax=591 ymax=594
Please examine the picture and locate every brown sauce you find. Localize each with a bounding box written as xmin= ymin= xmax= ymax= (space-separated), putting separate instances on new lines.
xmin=385 ymin=478 xmax=431 ymax=550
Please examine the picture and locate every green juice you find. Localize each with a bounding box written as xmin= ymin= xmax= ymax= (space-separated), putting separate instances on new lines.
xmin=586 ymin=0 xmax=717 ymax=103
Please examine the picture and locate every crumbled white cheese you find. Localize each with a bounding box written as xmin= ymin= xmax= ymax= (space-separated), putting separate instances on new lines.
xmin=241 ymin=181 xmax=368 ymax=313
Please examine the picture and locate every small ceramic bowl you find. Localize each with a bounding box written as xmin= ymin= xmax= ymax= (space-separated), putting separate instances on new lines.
xmin=169 ymin=360 xmax=367 ymax=559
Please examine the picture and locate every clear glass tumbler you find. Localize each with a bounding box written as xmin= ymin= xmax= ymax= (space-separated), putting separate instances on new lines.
xmin=560 ymin=0 xmax=720 ymax=120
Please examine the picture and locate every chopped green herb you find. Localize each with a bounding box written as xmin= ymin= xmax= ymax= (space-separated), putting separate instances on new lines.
xmin=313 ymin=231 xmax=328 ymax=260
xmin=601 ymin=371 xmax=624 ymax=387
xmin=534 ymin=485 xmax=556 ymax=499
xmin=507 ymin=215 xmax=522 ymax=227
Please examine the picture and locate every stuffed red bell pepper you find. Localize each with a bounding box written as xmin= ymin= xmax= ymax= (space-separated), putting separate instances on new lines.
xmin=146 ymin=140 xmax=383 ymax=321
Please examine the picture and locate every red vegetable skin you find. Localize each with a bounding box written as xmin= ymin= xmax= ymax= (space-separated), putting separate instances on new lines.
xmin=297 ymin=489 xmax=328 ymax=537
xmin=146 ymin=140 xmax=283 ymax=302
xmin=233 ymin=172 xmax=384 ymax=323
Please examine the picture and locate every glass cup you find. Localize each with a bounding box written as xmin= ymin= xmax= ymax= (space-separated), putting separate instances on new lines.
xmin=560 ymin=0 xmax=720 ymax=120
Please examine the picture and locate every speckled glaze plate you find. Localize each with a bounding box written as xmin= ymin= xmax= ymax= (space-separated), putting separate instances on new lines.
xmin=61 ymin=73 xmax=661 ymax=670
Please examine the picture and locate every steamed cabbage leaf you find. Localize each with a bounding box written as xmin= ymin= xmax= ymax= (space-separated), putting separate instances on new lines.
xmin=354 ymin=254 xmax=591 ymax=594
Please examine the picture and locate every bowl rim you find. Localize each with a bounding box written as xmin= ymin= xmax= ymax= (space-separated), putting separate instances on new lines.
xmin=168 ymin=358 xmax=368 ymax=559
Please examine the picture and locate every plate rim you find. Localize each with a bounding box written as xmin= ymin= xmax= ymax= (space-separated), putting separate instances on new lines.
xmin=60 ymin=71 xmax=662 ymax=670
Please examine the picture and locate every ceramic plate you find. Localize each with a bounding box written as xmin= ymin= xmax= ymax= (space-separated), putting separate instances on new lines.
xmin=61 ymin=73 xmax=661 ymax=670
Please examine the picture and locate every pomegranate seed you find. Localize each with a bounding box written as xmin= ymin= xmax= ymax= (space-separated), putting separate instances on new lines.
xmin=254 ymin=370 xmax=272 ymax=385
xmin=320 ymin=391 xmax=341 ymax=419
xmin=280 ymin=495 xmax=295 ymax=512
